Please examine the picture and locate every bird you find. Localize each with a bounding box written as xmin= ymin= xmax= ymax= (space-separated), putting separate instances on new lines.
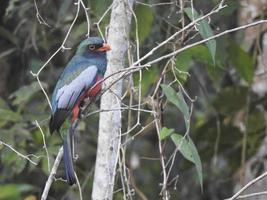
xmin=49 ymin=37 xmax=111 ymax=185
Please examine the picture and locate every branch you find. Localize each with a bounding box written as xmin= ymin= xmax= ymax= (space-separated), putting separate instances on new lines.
xmin=41 ymin=147 xmax=63 ymax=200
xmin=94 ymin=2 xmax=114 ymax=40
xmin=35 ymin=120 xmax=51 ymax=172
xmin=226 ymin=171 xmax=267 ymax=200
xmin=31 ymin=0 xmax=89 ymax=110
xmin=84 ymin=18 xmax=267 ymax=112
xmin=131 ymin=0 xmax=226 ymax=67
xmin=34 ymin=0 xmax=51 ymax=27
xmin=0 ymin=140 xmax=37 ymax=165
xmin=237 ymin=191 xmax=267 ymax=199
xmin=145 ymin=19 xmax=267 ymax=66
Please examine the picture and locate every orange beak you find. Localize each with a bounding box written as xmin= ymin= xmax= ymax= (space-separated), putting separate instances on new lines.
xmin=97 ymin=43 xmax=111 ymax=52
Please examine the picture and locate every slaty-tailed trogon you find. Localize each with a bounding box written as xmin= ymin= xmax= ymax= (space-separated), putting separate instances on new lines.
xmin=49 ymin=37 xmax=110 ymax=185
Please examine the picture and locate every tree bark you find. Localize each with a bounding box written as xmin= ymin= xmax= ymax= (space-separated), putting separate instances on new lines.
xmin=91 ymin=0 xmax=134 ymax=199
xmin=232 ymin=1 xmax=267 ymax=199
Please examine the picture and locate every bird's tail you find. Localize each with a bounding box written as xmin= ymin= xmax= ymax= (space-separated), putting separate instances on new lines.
xmin=63 ymin=124 xmax=76 ymax=185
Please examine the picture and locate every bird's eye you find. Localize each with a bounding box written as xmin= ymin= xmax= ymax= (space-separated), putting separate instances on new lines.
xmin=88 ymin=45 xmax=96 ymax=50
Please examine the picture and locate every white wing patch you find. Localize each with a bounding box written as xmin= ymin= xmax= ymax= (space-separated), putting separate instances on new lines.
xmin=56 ymin=66 xmax=98 ymax=109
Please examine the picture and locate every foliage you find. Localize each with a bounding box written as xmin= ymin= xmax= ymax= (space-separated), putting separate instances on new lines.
xmin=134 ymin=4 xmax=154 ymax=43
xmin=228 ymin=41 xmax=254 ymax=84
xmin=161 ymin=84 xmax=190 ymax=129
xmin=161 ymin=84 xmax=202 ymax=189
xmin=0 ymin=0 xmax=266 ymax=199
xmin=184 ymin=8 xmax=216 ymax=63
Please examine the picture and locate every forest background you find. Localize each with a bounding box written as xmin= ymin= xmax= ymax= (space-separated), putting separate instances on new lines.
xmin=1 ymin=0 xmax=267 ymax=199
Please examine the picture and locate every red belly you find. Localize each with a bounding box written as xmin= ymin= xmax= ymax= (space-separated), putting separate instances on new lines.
xmin=87 ymin=75 xmax=103 ymax=97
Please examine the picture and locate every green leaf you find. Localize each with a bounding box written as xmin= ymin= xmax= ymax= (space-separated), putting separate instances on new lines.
xmin=10 ymin=82 xmax=46 ymax=107
xmin=219 ymin=1 xmax=239 ymax=17
xmin=0 ymin=98 xmax=7 ymax=108
xmin=187 ymin=137 xmax=203 ymax=191
xmin=228 ymin=42 xmax=253 ymax=84
xmin=184 ymin=8 xmax=216 ymax=64
xmin=171 ymin=134 xmax=203 ymax=190
xmin=159 ymin=127 xmax=174 ymax=140
xmin=176 ymin=45 xmax=213 ymax=70
xmin=0 ymin=108 xmax=22 ymax=127
xmin=41 ymin=156 xmax=50 ymax=175
xmin=0 ymin=184 xmax=33 ymax=200
xmin=16 ymin=184 xmax=34 ymax=193
xmin=0 ymin=184 xmax=20 ymax=200
xmin=134 ymin=5 xmax=154 ymax=43
xmin=171 ymin=134 xmax=192 ymax=160
xmin=161 ymin=84 xmax=190 ymax=129
xmin=176 ymin=44 xmax=224 ymax=85
xmin=1 ymin=147 xmax=26 ymax=168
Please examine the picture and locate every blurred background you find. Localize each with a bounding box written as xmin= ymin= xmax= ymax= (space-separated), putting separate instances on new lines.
xmin=0 ymin=0 xmax=267 ymax=199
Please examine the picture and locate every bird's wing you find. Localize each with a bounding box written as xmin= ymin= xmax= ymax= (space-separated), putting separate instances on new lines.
xmin=55 ymin=65 xmax=98 ymax=110
xmin=49 ymin=65 xmax=98 ymax=133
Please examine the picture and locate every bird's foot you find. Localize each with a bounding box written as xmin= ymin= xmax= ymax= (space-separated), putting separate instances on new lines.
xmin=73 ymin=154 xmax=79 ymax=161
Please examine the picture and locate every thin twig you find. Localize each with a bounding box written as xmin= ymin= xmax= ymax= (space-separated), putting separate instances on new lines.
xmin=80 ymin=0 xmax=90 ymax=37
xmin=34 ymin=0 xmax=51 ymax=27
xmin=152 ymin=97 xmax=169 ymax=199
xmin=85 ymin=106 xmax=155 ymax=118
xmin=31 ymin=0 xmax=84 ymax=110
xmin=35 ymin=120 xmax=51 ymax=172
xmin=226 ymin=171 xmax=267 ymax=200
xmin=131 ymin=0 xmax=227 ymax=67
xmin=85 ymin=20 xmax=267 ymax=112
xmin=75 ymin=172 xmax=83 ymax=200
xmin=145 ymin=19 xmax=267 ymax=66
xmin=136 ymin=1 xmax=174 ymax=7
xmin=236 ymin=191 xmax=267 ymax=199
xmin=0 ymin=140 xmax=37 ymax=165
xmin=94 ymin=2 xmax=114 ymax=40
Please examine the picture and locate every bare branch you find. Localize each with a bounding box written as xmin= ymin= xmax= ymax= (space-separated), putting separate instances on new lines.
xmin=35 ymin=120 xmax=51 ymax=172
xmin=80 ymin=0 xmax=90 ymax=37
xmin=34 ymin=0 xmax=51 ymax=27
xmin=94 ymin=2 xmax=114 ymax=40
xmin=31 ymin=0 xmax=89 ymax=110
xmin=144 ymin=19 xmax=267 ymax=66
xmin=131 ymin=0 xmax=227 ymax=67
xmin=41 ymin=147 xmax=63 ymax=200
xmin=152 ymin=98 xmax=169 ymax=199
xmin=0 ymin=140 xmax=38 ymax=165
xmin=226 ymin=171 xmax=267 ymax=200
xmin=236 ymin=191 xmax=267 ymax=199
xmin=75 ymin=172 xmax=83 ymax=200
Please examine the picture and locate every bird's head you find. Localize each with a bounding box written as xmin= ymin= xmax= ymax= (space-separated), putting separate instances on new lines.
xmin=76 ymin=37 xmax=111 ymax=56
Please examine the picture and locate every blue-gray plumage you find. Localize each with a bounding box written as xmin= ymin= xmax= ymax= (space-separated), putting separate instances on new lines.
xmin=49 ymin=37 xmax=110 ymax=185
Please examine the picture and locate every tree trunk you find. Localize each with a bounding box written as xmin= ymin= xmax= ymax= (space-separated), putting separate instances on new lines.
xmin=232 ymin=1 xmax=267 ymax=199
xmin=91 ymin=0 xmax=134 ymax=199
